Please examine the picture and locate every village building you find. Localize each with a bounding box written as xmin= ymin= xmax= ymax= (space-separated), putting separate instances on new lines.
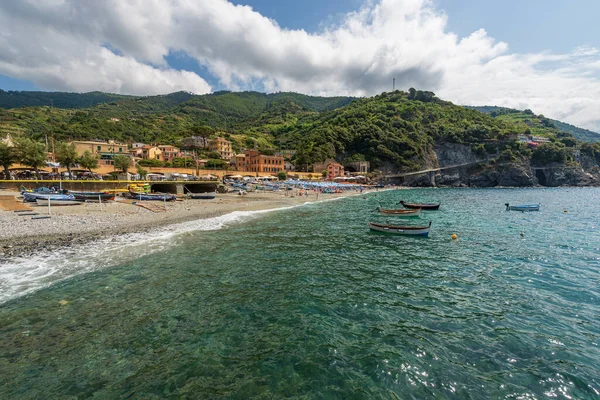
xmin=130 ymin=142 xmax=147 ymax=149
xmin=236 ymin=150 xmax=284 ymax=173
xmin=327 ymin=162 xmax=344 ymax=179
xmin=140 ymin=145 xmax=162 ymax=161
xmin=157 ymin=145 xmax=181 ymax=162
xmin=284 ymin=161 xmax=295 ymax=171
xmin=70 ymin=140 xmax=128 ymax=166
xmin=208 ymin=137 xmax=233 ymax=160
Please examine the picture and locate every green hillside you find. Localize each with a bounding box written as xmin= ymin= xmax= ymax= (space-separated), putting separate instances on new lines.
xmin=0 ymin=90 xmax=132 ymax=109
xmin=468 ymin=106 xmax=600 ymax=143
xmin=2 ymin=89 xmax=600 ymax=173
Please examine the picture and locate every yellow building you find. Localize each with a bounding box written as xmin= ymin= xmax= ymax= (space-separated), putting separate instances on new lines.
xmin=209 ymin=137 xmax=233 ymax=160
xmin=70 ymin=140 xmax=128 ymax=165
xmin=141 ymin=145 xmax=163 ymax=161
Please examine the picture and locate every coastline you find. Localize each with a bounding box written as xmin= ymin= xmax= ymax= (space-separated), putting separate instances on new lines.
xmin=0 ymin=189 xmax=373 ymax=261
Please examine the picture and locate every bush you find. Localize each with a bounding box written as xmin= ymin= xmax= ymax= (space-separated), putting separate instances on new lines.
xmin=277 ymin=171 xmax=287 ymax=180
xmin=138 ymin=159 xmax=164 ymax=167
xmin=531 ymin=143 xmax=572 ymax=165
xmin=205 ymin=159 xmax=227 ymax=169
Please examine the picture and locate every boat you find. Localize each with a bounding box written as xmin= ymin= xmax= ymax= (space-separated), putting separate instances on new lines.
xmin=189 ymin=191 xmax=216 ymax=199
xmin=128 ymin=191 xmax=177 ymax=201
xmin=398 ymin=200 xmax=440 ymax=210
xmin=377 ymin=206 xmax=421 ymax=217
xmin=22 ymin=191 xmax=68 ymax=202
xmin=368 ymin=221 xmax=432 ymax=237
xmin=505 ymin=203 xmax=540 ymax=212
xmin=69 ymin=191 xmax=115 ymax=202
xmin=35 ymin=195 xmax=82 ymax=206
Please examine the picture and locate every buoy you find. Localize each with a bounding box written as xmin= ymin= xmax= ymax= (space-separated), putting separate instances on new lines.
xmin=564 ymin=210 xmax=568 ymax=213
xmin=520 ymin=231 xmax=524 ymax=237
xmin=451 ymin=234 xmax=458 ymax=240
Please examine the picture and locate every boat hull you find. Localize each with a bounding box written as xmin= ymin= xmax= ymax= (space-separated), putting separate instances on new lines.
xmin=368 ymin=222 xmax=431 ymax=236
xmin=36 ymin=198 xmax=82 ymax=206
xmin=189 ymin=191 xmax=216 ymax=199
xmin=70 ymin=192 xmax=115 ymax=202
xmin=129 ymin=191 xmax=177 ymax=201
xmin=399 ymin=201 xmax=440 ymax=210
xmin=22 ymin=192 xmax=65 ymax=202
xmin=377 ymin=207 xmax=421 ymax=217
xmin=506 ymin=203 xmax=540 ymax=212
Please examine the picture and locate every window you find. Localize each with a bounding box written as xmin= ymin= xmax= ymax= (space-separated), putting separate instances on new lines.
xmin=97 ymin=146 xmax=101 ymax=151
xmin=119 ymin=148 xmax=123 ymax=152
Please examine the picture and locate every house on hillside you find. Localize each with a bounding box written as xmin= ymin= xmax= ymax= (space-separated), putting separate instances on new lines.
xmin=158 ymin=145 xmax=180 ymax=162
xmin=237 ymin=150 xmax=284 ymax=173
xmin=70 ymin=140 xmax=128 ymax=166
xmin=344 ymin=160 xmax=370 ymax=173
xmin=141 ymin=145 xmax=162 ymax=161
xmin=208 ymin=137 xmax=233 ymax=160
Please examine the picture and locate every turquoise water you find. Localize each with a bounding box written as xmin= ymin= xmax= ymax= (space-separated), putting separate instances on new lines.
xmin=1 ymin=188 xmax=600 ymax=399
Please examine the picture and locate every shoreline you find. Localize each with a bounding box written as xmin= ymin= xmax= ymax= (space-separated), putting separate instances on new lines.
xmin=0 ymin=189 xmax=375 ymax=261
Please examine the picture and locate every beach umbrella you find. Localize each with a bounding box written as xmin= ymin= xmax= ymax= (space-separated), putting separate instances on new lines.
xmin=230 ymin=174 xmax=243 ymax=179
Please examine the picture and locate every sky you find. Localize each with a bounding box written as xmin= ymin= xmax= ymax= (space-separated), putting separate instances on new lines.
xmin=0 ymin=0 xmax=599 ymax=131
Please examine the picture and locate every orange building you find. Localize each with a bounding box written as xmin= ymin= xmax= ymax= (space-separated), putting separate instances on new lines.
xmin=327 ymin=162 xmax=344 ymax=179
xmin=158 ymin=145 xmax=181 ymax=162
xmin=238 ymin=150 xmax=284 ymax=173
xmin=70 ymin=140 xmax=128 ymax=166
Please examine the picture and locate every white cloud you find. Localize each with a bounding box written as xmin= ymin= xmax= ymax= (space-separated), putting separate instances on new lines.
xmin=0 ymin=0 xmax=599 ymax=131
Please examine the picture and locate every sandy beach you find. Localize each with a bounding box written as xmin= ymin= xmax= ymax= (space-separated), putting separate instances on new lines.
xmin=0 ymin=188 xmax=367 ymax=260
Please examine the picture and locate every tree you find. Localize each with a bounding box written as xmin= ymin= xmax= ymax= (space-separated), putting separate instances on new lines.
xmin=114 ymin=155 xmax=131 ymax=173
xmin=79 ymin=150 xmax=99 ymax=172
xmin=55 ymin=142 xmax=78 ymax=179
xmin=136 ymin=164 xmax=148 ymax=179
xmin=0 ymin=142 xmax=15 ymax=180
xmin=15 ymin=138 xmax=47 ymax=179
xmin=322 ymin=170 xmax=327 ymax=178
xmin=277 ymin=171 xmax=287 ymax=180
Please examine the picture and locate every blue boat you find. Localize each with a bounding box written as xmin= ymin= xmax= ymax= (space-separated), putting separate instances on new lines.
xmin=22 ymin=191 xmax=69 ymax=202
xmin=505 ymin=203 xmax=540 ymax=212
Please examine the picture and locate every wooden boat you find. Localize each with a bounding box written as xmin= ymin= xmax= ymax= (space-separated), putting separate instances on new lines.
xmin=36 ymin=195 xmax=82 ymax=206
xmin=129 ymin=191 xmax=177 ymax=201
xmin=398 ymin=200 xmax=440 ymax=210
xmin=377 ymin=206 xmax=421 ymax=217
xmin=70 ymin=191 xmax=115 ymax=202
xmin=505 ymin=203 xmax=540 ymax=212
xmin=22 ymin=191 xmax=66 ymax=202
xmin=189 ymin=191 xmax=216 ymax=199
xmin=368 ymin=221 xmax=432 ymax=237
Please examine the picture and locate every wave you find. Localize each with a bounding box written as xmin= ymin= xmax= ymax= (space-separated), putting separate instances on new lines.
xmin=0 ymin=205 xmax=306 ymax=304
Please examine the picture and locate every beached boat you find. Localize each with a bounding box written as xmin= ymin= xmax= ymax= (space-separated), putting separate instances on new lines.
xmin=70 ymin=191 xmax=115 ymax=202
xmin=377 ymin=206 xmax=421 ymax=217
xmin=505 ymin=203 xmax=540 ymax=212
xmin=398 ymin=200 xmax=440 ymax=210
xmin=368 ymin=221 xmax=432 ymax=237
xmin=189 ymin=191 xmax=216 ymax=199
xmin=23 ymin=192 xmax=68 ymax=202
xmin=129 ymin=191 xmax=177 ymax=201
xmin=35 ymin=195 xmax=82 ymax=206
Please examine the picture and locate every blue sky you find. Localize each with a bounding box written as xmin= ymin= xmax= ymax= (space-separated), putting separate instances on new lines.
xmin=0 ymin=0 xmax=599 ymax=130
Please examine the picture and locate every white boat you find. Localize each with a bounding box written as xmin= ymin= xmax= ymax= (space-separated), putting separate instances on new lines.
xmin=368 ymin=221 xmax=432 ymax=237
xmin=505 ymin=203 xmax=540 ymax=212
xmin=36 ymin=195 xmax=82 ymax=206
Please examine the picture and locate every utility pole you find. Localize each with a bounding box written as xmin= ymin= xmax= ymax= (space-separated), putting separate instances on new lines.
xmin=393 ymin=78 xmax=395 ymax=91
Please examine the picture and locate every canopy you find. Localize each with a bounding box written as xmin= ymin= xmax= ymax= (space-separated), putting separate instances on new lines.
xmin=200 ymin=174 xmax=217 ymax=180
xmin=230 ymin=174 xmax=243 ymax=179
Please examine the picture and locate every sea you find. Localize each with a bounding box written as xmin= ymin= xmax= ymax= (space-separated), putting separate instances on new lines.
xmin=1 ymin=188 xmax=599 ymax=399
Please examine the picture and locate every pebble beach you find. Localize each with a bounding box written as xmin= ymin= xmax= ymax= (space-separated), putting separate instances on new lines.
xmin=0 ymin=189 xmax=362 ymax=260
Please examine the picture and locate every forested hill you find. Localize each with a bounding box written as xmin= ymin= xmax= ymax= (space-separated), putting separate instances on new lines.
xmin=2 ymin=89 xmax=600 ymax=173
xmin=468 ymin=106 xmax=600 ymax=143
xmin=0 ymin=90 xmax=133 ymax=109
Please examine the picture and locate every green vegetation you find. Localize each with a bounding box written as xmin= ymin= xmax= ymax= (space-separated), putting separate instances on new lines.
xmin=469 ymin=106 xmax=600 ymax=143
xmin=277 ymin=171 xmax=287 ymax=181
xmin=55 ymin=142 xmax=78 ymax=178
xmin=15 ymin=138 xmax=47 ymax=179
xmin=2 ymin=89 xmax=600 ymax=175
xmin=0 ymin=142 xmax=15 ymax=179
xmin=0 ymin=89 xmax=131 ymax=109
xmin=78 ymin=151 xmax=99 ymax=172
xmin=113 ymin=155 xmax=131 ymax=173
